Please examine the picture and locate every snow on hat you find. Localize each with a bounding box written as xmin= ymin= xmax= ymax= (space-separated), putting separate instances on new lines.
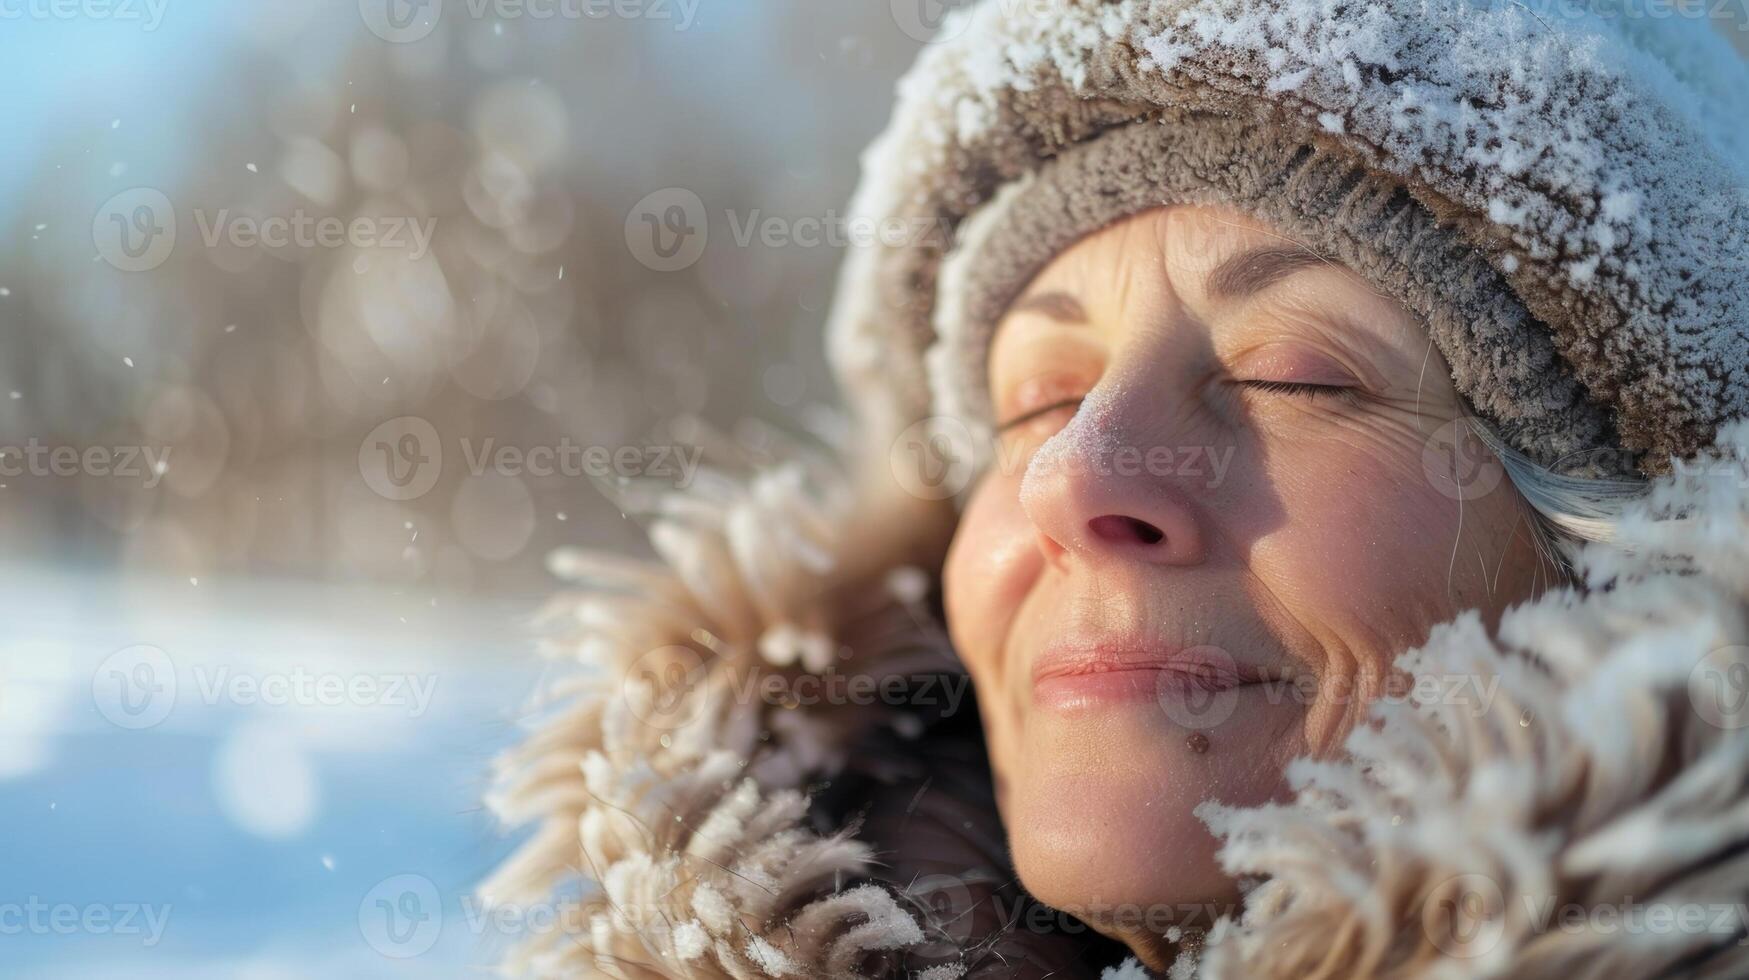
xmin=826 ymin=0 xmax=1749 ymax=484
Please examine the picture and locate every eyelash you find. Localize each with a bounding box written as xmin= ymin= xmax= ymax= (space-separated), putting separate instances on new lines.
xmin=995 ymin=397 xmax=1081 ymax=433
xmin=994 ymin=380 xmax=1356 ymax=431
xmin=1239 ymin=380 xmax=1359 ymax=405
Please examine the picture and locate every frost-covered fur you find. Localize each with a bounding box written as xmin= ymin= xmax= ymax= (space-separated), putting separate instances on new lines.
xmin=486 ymin=422 xmax=1749 ymax=979
xmin=1194 ymin=422 xmax=1749 ymax=980
xmin=480 ymin=455 xmax=961 ymax=978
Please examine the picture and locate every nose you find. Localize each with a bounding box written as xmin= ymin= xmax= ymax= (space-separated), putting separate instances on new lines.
xmin=1019 ymin=407 xmax=1209 ymax=568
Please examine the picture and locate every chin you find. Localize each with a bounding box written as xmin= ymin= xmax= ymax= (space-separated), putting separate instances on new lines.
xmin=1004 ymin=699 xmax=1301 ymax=946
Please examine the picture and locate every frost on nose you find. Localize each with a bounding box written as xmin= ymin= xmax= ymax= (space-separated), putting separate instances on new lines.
xmin=1017 ymin=380 xmax=1123 ymax=518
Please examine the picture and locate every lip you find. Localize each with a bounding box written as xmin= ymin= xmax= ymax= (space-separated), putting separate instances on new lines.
xmin=1030 ymin=640 xmax=1271 ymax=712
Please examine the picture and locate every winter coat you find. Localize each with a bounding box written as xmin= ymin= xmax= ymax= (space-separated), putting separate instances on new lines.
xmin=481 ymin=427 xmax=1749 ymax=980
xmin=483 ymin=2 xmax=1749 ymax=977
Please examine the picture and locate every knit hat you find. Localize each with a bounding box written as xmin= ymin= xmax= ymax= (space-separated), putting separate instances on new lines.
xmin=827 ymin=0 xmax=1749 ymax=484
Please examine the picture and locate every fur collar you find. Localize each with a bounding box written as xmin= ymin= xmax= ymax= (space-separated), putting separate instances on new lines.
xmin=483 ymin=424 xmax=1749 ymax=978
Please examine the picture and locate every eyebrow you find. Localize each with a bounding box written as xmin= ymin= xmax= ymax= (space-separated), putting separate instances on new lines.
xmin=1205 ymin=246 xmax=1332 ymax=301
xmin=1005 ymin=290 xmax=1088 ymax=324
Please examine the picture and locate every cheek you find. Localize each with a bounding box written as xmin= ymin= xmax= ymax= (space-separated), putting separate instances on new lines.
xmin=1244 ymin=426 xmax=1534 ymax=696
xmin=1259 ymin=440 xmax=1452 ymax=605
xmin=942 ymin=470 xmax=1044 ymax=811
xmin=943 ymin=472 xmax=1042 ymax=673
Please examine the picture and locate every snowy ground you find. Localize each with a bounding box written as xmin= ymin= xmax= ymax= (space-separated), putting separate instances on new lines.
xmin=0 ymin=564 xmax=556 ymax=977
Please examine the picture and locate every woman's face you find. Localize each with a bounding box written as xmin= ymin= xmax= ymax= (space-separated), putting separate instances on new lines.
xmin=942 ymin=204 xmax=1554 ymax=963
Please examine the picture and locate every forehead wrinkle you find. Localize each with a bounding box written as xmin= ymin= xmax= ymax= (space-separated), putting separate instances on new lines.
xmin=1192 ymin=212 xmax=1394 ymax=305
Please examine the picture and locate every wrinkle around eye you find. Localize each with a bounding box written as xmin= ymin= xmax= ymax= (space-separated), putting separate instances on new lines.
xmin=989 ymin=359 xmax=1100 ymax=430
xmin=996 ymin=396 xmax=1083 ymax=434
xmin=988 ymin=312 xmax=1106 ymax=403
xmin=1219 ymin=297 xmax=1424 ymax=394
xmin=1227 ymin=338 xmax=1372 ymax=393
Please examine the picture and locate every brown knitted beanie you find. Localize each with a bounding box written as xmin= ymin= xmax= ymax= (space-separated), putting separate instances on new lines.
xmin=932 ymin=108 xmax=1623 ymax=478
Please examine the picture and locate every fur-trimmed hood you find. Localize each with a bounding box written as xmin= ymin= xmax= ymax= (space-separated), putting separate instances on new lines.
xmin=483 ymin=2 xmax=1749 ymax=976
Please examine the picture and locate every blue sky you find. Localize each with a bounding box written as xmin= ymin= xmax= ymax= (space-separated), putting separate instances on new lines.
xmin=0 ymin=2 xmax=227 ymax=227
xmin=0 ymin=2 xmax=349 ymax=231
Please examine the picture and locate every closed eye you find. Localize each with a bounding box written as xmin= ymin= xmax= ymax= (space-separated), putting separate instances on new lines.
xmin=996 ymin=397 xmax=1083 ymax=433
xmin=1240 ymin=379 xmax=1359 ymax=405
xmin=999 ymin=382 xmax=1352 ymax=431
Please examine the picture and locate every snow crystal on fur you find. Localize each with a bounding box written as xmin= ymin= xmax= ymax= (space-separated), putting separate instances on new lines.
xmin=1102 ymin=958 xmax=1154 ymax=980
xmin=483 ymin=451 xmax=956 ymax=978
